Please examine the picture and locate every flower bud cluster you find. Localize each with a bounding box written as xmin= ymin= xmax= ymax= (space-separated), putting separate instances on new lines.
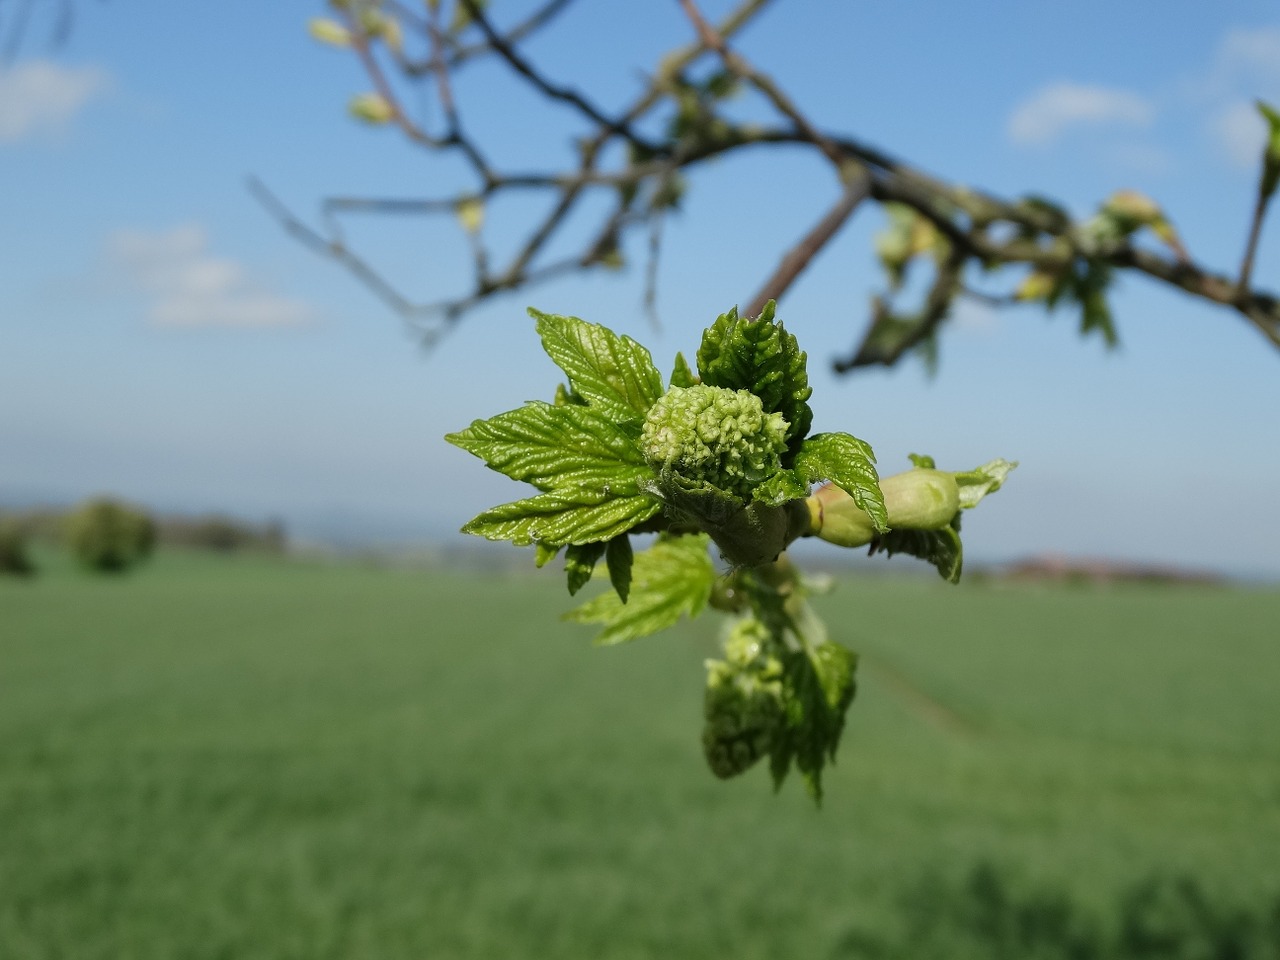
xmin=641 ymin=384 xmax=788 ymax=501
xmin=702 ymin=617 xmax=784 ymax=779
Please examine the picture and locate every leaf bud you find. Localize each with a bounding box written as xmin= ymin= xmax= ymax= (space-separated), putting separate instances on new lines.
xmin=308 ymin=17 xmax=352 ymax=46
xmin=812 ymin=468 xmax=960 ymax=548
xmin=348 ymin=93 xmax=396 ymax=125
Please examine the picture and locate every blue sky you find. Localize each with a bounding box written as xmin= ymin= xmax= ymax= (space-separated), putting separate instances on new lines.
xmin=2 ymin=0 xmax=1279 ymax=575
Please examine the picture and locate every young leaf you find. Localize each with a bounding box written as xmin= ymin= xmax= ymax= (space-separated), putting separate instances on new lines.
xmin=793 ymin=432 xmax=887 ymax=533
xmin=461 ymin=490 xmax=661 ymax=548
xmin=771 ymin=640 xmax=857 ymax=802
xmin=1257 ymin=100 xmax=1280 ymax=199
xmin=446 ymin=401 xmax=651 ymax=495
xmin=565 ymin=542 xmax=606 ymax=595
xmin=869 ymin=523 xmax=963 ymax=583
xmin=670 ymin=351 xmax=698 ymax=388
xmin=566 ymin=534 xmax=715 ymax=645
xmin=535 ymin=542 xmax=561 ymax=568
xmin=954 ymin=459 xmax=1017 ymax=510
xmin=605 ymin=535 xmax=634 ymax=602
xmin=695 ymin=302 xmax=813 ymax=455
xmin=751 ymin=469 xmax=810 ymax=506
xmin=531 ymin=309 xmax=664 ymax=422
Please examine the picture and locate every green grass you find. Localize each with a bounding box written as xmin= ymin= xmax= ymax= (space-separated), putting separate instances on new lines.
xmin=3 ymin=553 xmax=1279 ymax=958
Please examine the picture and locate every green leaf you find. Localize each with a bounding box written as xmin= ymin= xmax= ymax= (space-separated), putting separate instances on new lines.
xmin=1257 ymin=100 xmax=1280 ymax=198
xmin=531 ymin=309 xmax=664 ymax=422
xmin=954 ymin=459 xmax=1017 ymax=510
xmin=445 ymin=401 xmax=651 ymax=495
xmin=845 ymin=295 xmax=947 ymax=374
xmin=670 ymin=351 xmax=698 ymax=388
xmin=908 ymin=452 xmax=936 ymax=469
xmin=566 ymin=534 xmax=715 ymax=645
xmin=695 ymin=301 xmax=813 ymax=456
xmin=1076 ymin=261 xmax=1117 ymax=346
xmin=461 ymin=490 xmax=661 ymax=548
xmin=772 ymin=640 xmax=857 ymax=803
xmin=653 ymin=471 xmax=746 ymax=530
xmin=751 ymin=469 xmax=810 ymax=507
xmin=793 ymin=433 xmax=887 ymax=533
xmin=534 ymin=542 xmax=561 ymax=568
xmin=605 ymin=535 xmax=634 ymax=602
xmin=565 ymin=542 xmax=606 ymax=595
xmin=869 ymin=523 xmax=963 ymax=583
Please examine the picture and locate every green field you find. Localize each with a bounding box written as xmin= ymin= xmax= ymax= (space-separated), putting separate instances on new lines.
xmin=3 ymin=553 xmax=1279 ymax=959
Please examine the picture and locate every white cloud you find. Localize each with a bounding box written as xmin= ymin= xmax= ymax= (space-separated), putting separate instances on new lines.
xmin=1007 ymin=82 xmax=1155 ymax=147
xmin=0 ymin=60 xmax=109 ymax=143
xmin=108 ymin=224 xmax=315 ymax=328
xmin=1212 ymin=27 xmax=1280 ymax=88
xmin=1212 ymin=100 xmax=1266 ymax=168
xmin=1194 ymin=27 xmax=1280 ymax=167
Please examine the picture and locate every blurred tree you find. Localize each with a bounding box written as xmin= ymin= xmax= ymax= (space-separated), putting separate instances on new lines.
xmin=65 ymin=497 xmax=156 ymax=573
xmin=250 ymin=0 xmax=1280 ymax=371
xmin=0 ymin=520 xmax=36 ymax=577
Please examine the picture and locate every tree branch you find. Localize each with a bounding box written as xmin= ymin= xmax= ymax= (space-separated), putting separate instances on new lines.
xmin=272 ymin=0 xmax=1280 ymax=368
xmin=745 ymin=172 xmax=870 ymax=318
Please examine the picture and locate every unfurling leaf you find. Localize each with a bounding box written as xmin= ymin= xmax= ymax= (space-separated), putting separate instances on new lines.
xmin=1257 ymin=100 xmax=1280 ymax=199
xmin=954 ymin=459 xmax=1018 ymax=510
xmin=567 ymin=534 xmax=716 ymax=645
xmin=875 ymin=203 xmax=943 ymax=289
xmin=696 ymin=301 xmax=813 ymax=457
xmin=751 ymin=469 xmax=810 ymax=507
xmin=669 ymin=351 xmax=698 ymax=388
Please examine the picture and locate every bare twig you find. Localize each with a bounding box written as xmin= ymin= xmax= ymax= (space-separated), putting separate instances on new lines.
xmin=249 ymin=177 xmax=420 ymax=319
xmin=677 ymin=0 xmax=844 ymax=168
xmin=445 ymin=0 xmax=575 ymax=68
xmin=644 ymin=213 xmax=666 ymax=330
xmin=1238 ymin=189 xmax=1271 ymax=296
xmin=268 ymin=0 xmax=1280 ymax=366
xmin=745 ymin=172 xmax=870 ymax=318
xmin=456 ymin=0 xmax=660 ymax=153
xmin=835 ymin=247 xmax=967 ymax=371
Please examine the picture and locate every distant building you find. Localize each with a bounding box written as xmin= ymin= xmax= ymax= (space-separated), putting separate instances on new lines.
xmin=992 ymin=554 xmax=1224 ymax=586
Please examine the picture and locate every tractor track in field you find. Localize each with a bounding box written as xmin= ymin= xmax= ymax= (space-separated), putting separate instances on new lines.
xmin=857 ymin=651 xmax=981 ymax=738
